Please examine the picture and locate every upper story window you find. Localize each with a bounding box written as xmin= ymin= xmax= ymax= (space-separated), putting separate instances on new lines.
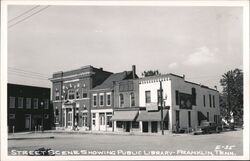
xmin=191 ymin=88 xmax=196 ymax=106
xmin=209 ymin=94 xmax=212 ymax=107
xmin=26 ymin=98 xmax=31 ymax=109
xmin=76 ymin=91 xmax=80 ymax=99
xmin=9 ymin=97 xmax=15 ymax=108
xmin=119 ymin=94 xmax=124 ymax=107
xmin=55 ymin=91 xmax=60 ymax=100
xmin=83 ymin=93 xmax=88 ymax=98
xmin=93 ymin=95 xmax=97 ymax=107
xmin=68 ymin=89 xmax=75 ymax=99
xmin=175 ymin=90 xmax=179 ymax=105
xmin=203 ymin=95 xmax=206 ymax=107
xmin=33 ymin=98 xmax=38 ymax=109
xmin=145 ymin=91 xmax=151 ymax=103
xmin=99 ymin=94 xmax=104 ymax=106
xmin=44 ymin=100 xmax=49 ymax=109
xmin=18 ymin=97 xmax=23 ymax=108
xmin=130 ymin=92 xmax=135 ymax=107
xmin=107 ymin=93 xmax=111 ymax=106
xmin=213 ymin=95 xmax=215 ymax=108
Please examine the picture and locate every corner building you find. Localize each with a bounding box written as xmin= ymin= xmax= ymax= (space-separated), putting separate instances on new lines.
xmin=50 ymin=65 xmax=112 ymax=130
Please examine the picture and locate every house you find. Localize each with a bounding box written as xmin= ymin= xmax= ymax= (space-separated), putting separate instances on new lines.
xmin=7 ymin=83 xmax=52 ymax=132
xmin=49 ymin=65 xmax=112 ymax=130
xmin=90 ymin=65 xmax=137 ymax=131
xmin=138 ymin=74 xmax=220 ymax=133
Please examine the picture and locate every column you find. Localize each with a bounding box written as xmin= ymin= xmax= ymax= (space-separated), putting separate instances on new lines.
xmin=72 ymin=105 xmax=75 ymax=130
xmin=64 ymin=109 xmax=67 ymax=128
xmin=105 ymin=112 xmax=107 ymax=131
xmin=140 ymin=121 xmax=143 ymax=132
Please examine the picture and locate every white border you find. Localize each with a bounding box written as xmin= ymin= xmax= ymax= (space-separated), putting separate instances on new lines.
xmin=1 ymin=1 xmax=249 ymax=161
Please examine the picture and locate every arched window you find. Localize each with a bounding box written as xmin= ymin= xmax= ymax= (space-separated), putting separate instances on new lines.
xmin=130 ymin=92 xmax=135 ymax=107
xmin=119 ymin=94 xmax=124 ymax=107
xmin=68 ymin=89 xmax=75 ymax=99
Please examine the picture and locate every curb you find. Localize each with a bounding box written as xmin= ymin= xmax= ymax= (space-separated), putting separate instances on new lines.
xmin=8 ymin=136 xmax=55 ymax=140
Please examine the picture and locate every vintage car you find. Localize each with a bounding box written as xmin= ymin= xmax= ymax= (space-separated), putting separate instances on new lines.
xmin=199 ymin=120 xmax=222 ymax=134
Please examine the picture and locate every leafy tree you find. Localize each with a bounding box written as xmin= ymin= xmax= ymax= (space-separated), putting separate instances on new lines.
xmin=142 ymin=70 xmax=161 ymax=77
xmin=220 ymin=68 xmax=243 ymax=124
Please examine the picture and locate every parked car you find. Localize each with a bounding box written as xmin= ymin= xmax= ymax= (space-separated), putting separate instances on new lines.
xmin=199 ymin=120 xmax=222 ymax=134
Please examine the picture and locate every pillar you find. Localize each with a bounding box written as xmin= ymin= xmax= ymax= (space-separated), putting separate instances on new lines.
xmin=105 ymin=112 xmax=107 ymax=131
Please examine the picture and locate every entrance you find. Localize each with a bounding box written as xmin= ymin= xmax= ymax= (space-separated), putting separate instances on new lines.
xmin=125 ymin=122 xmax=130 ymax=132
xmin=151 ymin=121 xmax=158 ymax=133
xmin=67 ymin=112 xmax=73 ymax=127
xmin=142 ymin=122 xmax=148 ymax=132
xmin=25 ymin=114 xmax=31 ymax=131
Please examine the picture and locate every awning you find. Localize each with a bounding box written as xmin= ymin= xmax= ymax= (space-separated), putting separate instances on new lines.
xmin=110 ymin=110 xmax=138 ymax=121
xmin=136 ymin=110 xmax=168 ymax=122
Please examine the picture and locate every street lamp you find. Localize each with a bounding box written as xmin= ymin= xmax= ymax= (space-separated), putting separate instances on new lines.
xmin=41 ymin=101 xmax=44 ymax=132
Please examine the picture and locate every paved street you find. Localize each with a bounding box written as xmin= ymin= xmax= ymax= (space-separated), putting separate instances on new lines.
xmin=8 ymin=129 xmax=243 ymax=156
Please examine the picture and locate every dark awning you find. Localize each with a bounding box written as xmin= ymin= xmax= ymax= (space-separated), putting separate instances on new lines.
xmin=136 ymin=110 xmax=168 ymax=122
xmin=110 ymin=110 xmax=138 ymax=121
xmin=198 ymin=111 xmax=207 ymax=123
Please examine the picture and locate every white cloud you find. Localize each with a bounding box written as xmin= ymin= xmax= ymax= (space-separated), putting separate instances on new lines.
xmin=184 ymin=46 xmax=219 ymax=66
xmin=168 ymin=62 xmax=178 ymax=69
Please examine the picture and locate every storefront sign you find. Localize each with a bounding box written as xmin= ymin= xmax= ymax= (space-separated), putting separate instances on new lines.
xmin=146 ymin=102 xmax=158 ymax=111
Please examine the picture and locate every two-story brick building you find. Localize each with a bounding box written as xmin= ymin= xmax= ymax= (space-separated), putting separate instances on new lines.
xmin=49 ymin=65 xmax=112 ymax=130
xmin=7 ymin=83 xmax=53 ymax=132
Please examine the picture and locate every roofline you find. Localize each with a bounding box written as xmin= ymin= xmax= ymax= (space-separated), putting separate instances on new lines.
xmin=7 ymin=83 xmax=51 ymax=90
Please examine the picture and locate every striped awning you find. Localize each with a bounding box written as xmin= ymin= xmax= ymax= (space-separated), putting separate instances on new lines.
xmin=136 ymin=110 xmax=168 ymax=122
xmin=110 ymin=110 xmax=138 ymax=121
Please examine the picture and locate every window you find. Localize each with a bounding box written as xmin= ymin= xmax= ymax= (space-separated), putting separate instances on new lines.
xmin=26 ymin=98 xmax=31 ymax=109
xmin=33 ymin=98 xmax=38 ymax=109
xmin=119 ymin=94 xmax=124 ymax=107
xmin=83 ymin=93 xmax=88 ymax=98
xmin=44 ymin=114 xmax=49 ymax=119
xmin=9 ymin=97 xmax=15 ymax=108
xmin=130 ymin=92 xmax=135 ymax=107
xmin=203 ymin=95 xmax=206 ymax=107
xmin=160 ymin=121 xmax=169 ymax=130
xmin=93 ymin=95 xmax=97 ymax=107
xmin=209 ymin=94 xmax=212 ymax=107
xmin=9 ymin=114 xmax=15 ymax=119
xmin=191 ymin=88 xmax=196 ymax=105
xmin=99 ymin=94 xmax=104 ymax=106
xmin=214 ymin=115 xmax=217 ymax=123
xmin=145 ymin=91 xmax=151 ymax=103
xmin=44 ymin=100 xmax=49 ymax=109
xmin=157 ymin=89 xmax=163 ymax=105
xmin=107 ymin=93 xmax=111 ymax=106
xmin=68 ymin=90 xmax=75 ymax=99
xmin=107 ymin=113 xmax=113 ymax=127
xmin=18 ymin=97 xmax=23 ymax=108
xmin=92 ymin=113 xmax=96 ymax=118
xmin=213 ymin=95 xmax=215 ymax=108
xmin=175 ymin=90 xmax=179 ymax=105
xmin=55 ymin=91 xmax=60 ymax=100
xmin=132 ymin=121 xmax=139 ymax=128
xmin=76 ymin=91 xmax=80 ymax=99
xmin=116 ymin=121 xmax=123 ymax=128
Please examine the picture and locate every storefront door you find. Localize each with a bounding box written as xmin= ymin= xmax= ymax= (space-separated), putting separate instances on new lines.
xmin=142 ymin=122 xmax=148 ymax=132
xmin=151 ymin=121 xmax=158 ymax=133
xmin=25 ymin=114 xmax=31 ymax=131
xmin=125 ymin=122 xmax=130 ymax=132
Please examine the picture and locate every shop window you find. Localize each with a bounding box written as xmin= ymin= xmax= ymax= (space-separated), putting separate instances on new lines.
xmin=44 ymin=100 xmax=49 ymax=109
xmin=145 ymin=91 xmax=151 ymax=103
xmin=9 ymin=114 xmax=15 ymax=119
xmin=9 ymin=97 xmax=15 ymax=108
xmin=33 ymin=98 xmax=38 ymax=109
xmin=116 ymin=121 xmax=123 ymax=128
xmin=119 ymin=94 xmax=124 ymax=107
xmin=26 ymin=98 xmax=31 ymax=109
xmin=18 ymin=97 xmax=23 ymax=108
xmin=107 ymin=115 xmax=112 ymax=127
xmin=191 ymin=88 xmax=196 ymax=105
xmin=132 ymin=121 xmax=139 ymax=128
xmin=130 ymin=92 xmax=135 ymax=107
xmin=175 ymin=90 xmax=179 ymax=105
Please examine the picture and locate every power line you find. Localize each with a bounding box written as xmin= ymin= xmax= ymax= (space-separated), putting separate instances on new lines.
xmin=8 ymin=5 xmax=50 ymax=29
xmin=8 ymin=70 xmax=49 ymax=79
xmin=8 ymin=5 xmax=41 ymax=23
xmin=8 ymin=67 xmax=50 ymax=77
xmin=8 ymin=72 xmax=49 ymax=81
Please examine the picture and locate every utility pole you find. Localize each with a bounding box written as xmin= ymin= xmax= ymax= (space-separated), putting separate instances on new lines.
xmin=160 ymin=81 xmax=164 ymax=135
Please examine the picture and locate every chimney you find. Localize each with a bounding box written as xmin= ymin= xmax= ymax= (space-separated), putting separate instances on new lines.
xmin=183 ymin=74 xmax=185 ymax=80
xmin=99 ymin=67 xmax=103 ymax=71
xmin=132 ymin=65 xmax=136 ymax=78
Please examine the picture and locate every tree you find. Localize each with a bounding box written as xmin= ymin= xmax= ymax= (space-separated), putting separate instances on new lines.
xmin=142 ymin=70 xmax=161 ymax=77
xmin=220 ymin=68 xmax=243 ymax=125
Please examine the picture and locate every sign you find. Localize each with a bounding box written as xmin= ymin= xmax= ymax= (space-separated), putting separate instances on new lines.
xmin=146 ymin=102 xmax=158 ymax=111
xmin=179 ymin=93 xmax=192 ymax=109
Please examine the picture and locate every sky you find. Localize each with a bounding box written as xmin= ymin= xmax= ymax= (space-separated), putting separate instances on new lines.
xmin=7 ymin=5 xmax=243 ymax=92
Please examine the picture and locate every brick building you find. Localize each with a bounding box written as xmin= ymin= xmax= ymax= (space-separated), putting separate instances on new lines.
xmin=7 ymin=83 xmax=52 ymax=132
xmin=49 ymin=65 xmax=112 ymax=130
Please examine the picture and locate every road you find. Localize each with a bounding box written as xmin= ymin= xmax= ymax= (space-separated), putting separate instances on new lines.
xmin=8 ymin=129 xmax=243 ymax=156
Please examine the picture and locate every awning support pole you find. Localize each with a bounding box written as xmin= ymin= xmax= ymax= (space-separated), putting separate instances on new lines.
xmin=160 ymin=81 xmax=164 ymax=135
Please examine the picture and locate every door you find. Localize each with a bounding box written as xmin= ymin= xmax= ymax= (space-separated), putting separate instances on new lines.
xmin=151 ymin=121 xmax=158 ymax=133
xmin=67 ymin=112 xmax=73 ymax=127
xmin=176 ymin=110 xmax=180 ymax=132
xmin=142 ymin=122 xmax=148 ymax=132
xmin=25 ymin=114 xmax=31 ymax=131
xmin=125 ymin=122 xmax=130 ymax=132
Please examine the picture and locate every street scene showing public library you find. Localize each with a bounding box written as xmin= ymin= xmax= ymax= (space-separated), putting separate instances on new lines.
xmin=5 ymin=2 xmax=246 ymax=158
